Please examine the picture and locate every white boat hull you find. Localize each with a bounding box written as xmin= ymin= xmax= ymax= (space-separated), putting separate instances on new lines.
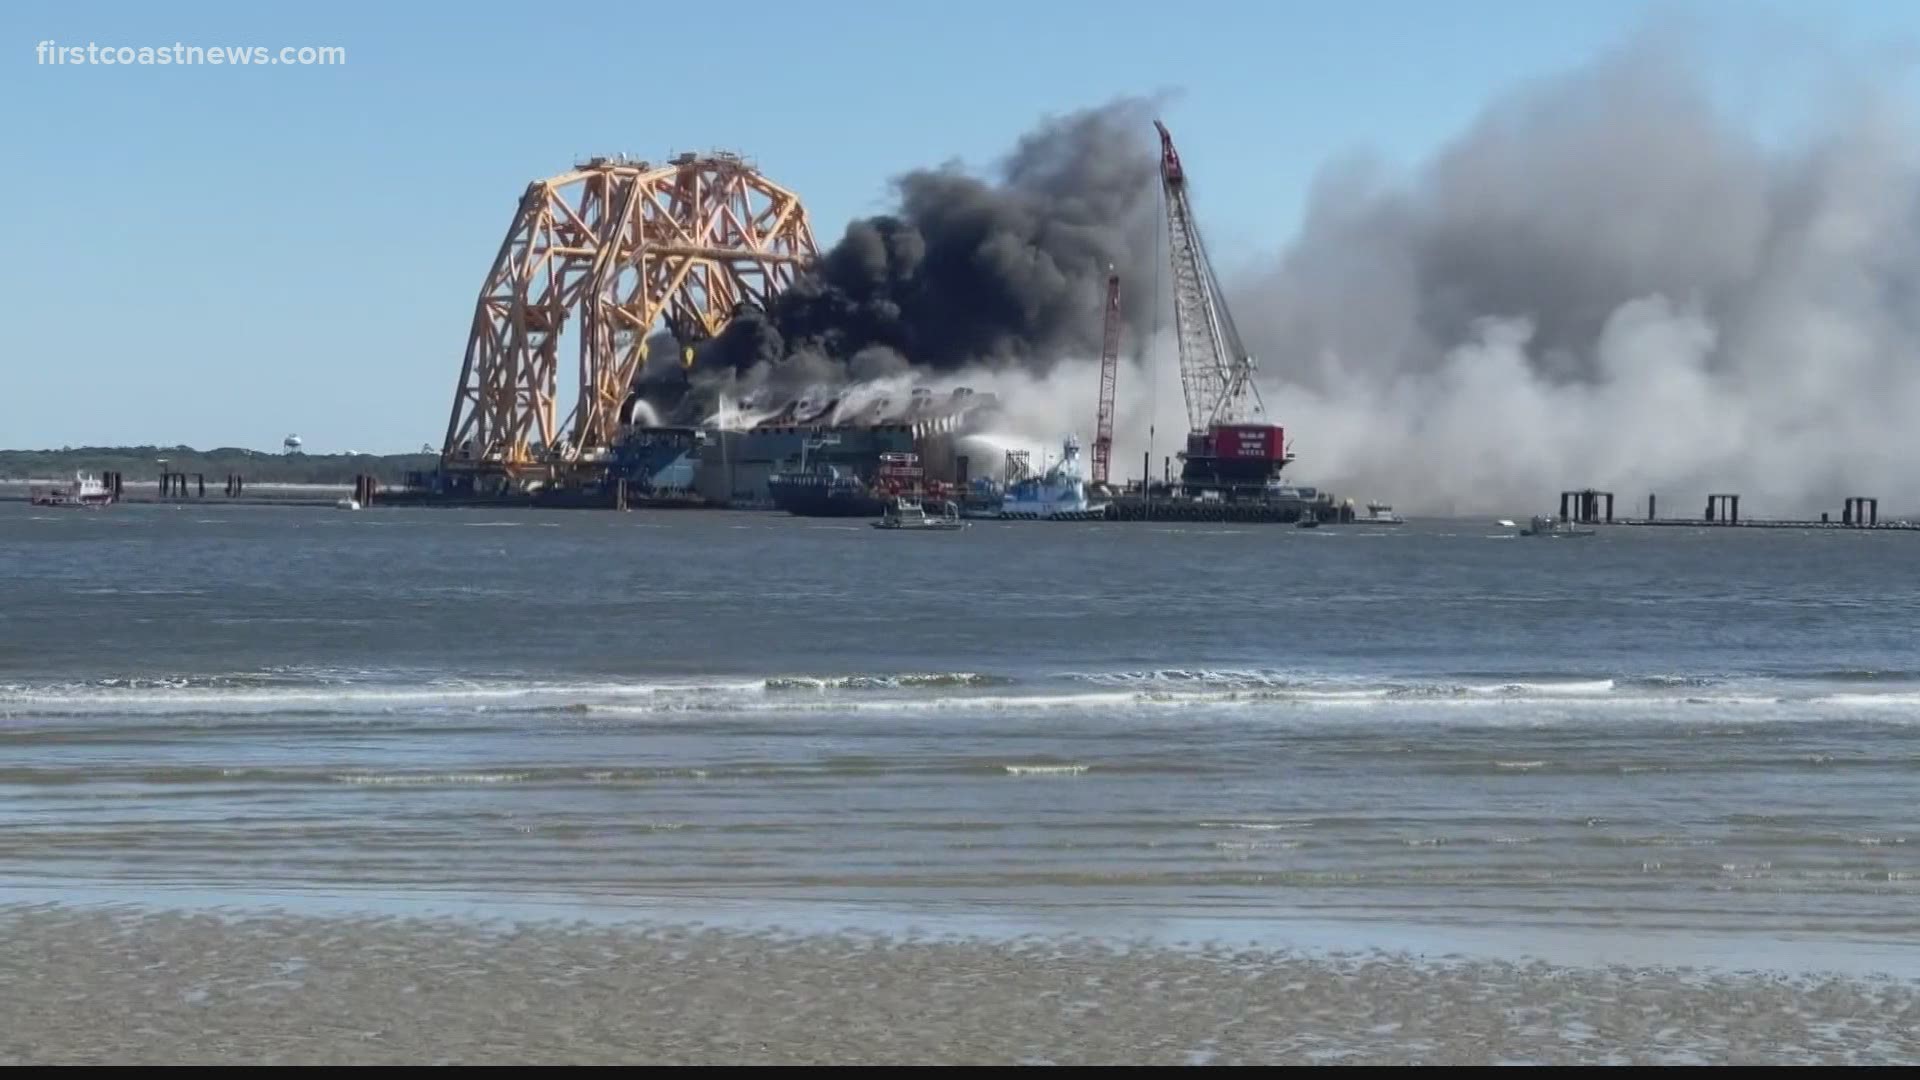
xmin=1518 ymin=514 xmax=1593 ymax=537
xmin=29 ymin=472 xmax=114 ymax=508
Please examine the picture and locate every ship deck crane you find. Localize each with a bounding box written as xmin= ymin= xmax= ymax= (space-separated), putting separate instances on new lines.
xmin=1091 ymin=268 xmax=1121 ymax=488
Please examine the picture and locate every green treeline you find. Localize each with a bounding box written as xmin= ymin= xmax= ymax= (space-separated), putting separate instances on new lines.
xmin=0 ymin=446 xmax=438 ymax=484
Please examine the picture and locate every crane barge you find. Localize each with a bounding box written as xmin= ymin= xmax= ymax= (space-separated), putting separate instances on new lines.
xmin=1154 ymin=120 xmax=1300 ymax=501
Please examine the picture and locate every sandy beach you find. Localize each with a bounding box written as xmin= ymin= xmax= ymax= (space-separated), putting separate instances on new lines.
xmin=2 ymin=906 xmax=1915 ymax=1065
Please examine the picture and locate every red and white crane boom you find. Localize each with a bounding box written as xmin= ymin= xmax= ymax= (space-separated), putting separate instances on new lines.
xmin=1154 ymin=120 xmax=1266 ymax=433
xmin=1091 ymin=269 xmax=1121 ymax=487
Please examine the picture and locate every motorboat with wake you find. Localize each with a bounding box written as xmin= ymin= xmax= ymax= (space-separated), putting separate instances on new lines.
xmin=1505 ymin=514 xmax=1595 ymax=538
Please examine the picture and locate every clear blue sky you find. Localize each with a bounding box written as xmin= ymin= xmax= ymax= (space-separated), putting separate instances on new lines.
xmin=3 ymin=0 xmax=1915 ymax=452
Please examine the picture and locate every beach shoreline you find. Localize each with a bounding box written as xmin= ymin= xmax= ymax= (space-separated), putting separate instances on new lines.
xmin=3 ymin=902 xmax=1914 ymax=1065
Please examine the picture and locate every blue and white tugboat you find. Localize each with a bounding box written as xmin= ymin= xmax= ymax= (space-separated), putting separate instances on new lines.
xmin=1000 ymin=435 xmax=1109 ymax=521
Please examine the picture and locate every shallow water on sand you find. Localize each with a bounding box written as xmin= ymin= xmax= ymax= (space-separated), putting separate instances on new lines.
xmin=6 ymin=505 xmax=1919 ymax=952
xmin=4 ymin=503 xmax=1920 ymax=1061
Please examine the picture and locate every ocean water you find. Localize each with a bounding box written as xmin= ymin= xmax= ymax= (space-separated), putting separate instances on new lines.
xmin=3 ymin=503 xmax=1918 ymax=971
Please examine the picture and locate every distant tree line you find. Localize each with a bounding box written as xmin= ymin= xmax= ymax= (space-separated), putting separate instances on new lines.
xmin=0 ymin=445 xmax=439 ymax=484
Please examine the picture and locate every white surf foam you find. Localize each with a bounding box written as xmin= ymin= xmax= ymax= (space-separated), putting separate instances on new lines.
xmin=8 ymin=667 xmax=1919 ymax=726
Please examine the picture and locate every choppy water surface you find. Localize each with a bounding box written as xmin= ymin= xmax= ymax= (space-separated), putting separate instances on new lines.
xmin=3 ymin=504 xmax=1918 ymax=961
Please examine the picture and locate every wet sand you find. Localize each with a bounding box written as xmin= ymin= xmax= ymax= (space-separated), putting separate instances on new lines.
xmin=3 ymin=907 xmax=1915 ymax=1065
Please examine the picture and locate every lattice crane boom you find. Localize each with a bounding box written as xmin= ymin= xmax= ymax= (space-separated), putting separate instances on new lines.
xmin=1091 ymin=269 xmax=1121 ymax=486
xmin=1155 ymin=120 xmax=1265 ymax=432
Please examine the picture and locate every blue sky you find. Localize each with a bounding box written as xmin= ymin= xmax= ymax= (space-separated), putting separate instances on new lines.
xmin=3 ymin=0 xmax=1916 ymax=452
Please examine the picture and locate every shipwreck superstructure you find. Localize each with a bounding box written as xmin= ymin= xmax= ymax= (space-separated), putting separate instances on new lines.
xmin=616 ymin=385 xmax=1002 ymax=510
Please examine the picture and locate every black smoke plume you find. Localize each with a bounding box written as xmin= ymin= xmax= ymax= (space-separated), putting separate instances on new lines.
xmin=636 ymin=97 xmax=1165 ymax=422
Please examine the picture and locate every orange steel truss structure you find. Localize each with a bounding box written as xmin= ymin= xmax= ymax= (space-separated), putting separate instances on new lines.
xmin=441 ymin=153 xmax=818 ymax=481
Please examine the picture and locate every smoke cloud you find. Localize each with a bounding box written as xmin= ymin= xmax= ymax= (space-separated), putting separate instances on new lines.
xmin=639 ymin=29 xmax=1920 ymax=517
xmin=1231 ymin=34 xmax=1920 ymax=516
xmin=637 ymin=96 xmax=1165 ymax=422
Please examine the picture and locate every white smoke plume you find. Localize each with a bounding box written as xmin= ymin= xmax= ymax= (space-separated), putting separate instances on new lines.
xmin=1222 ymin=33 xmax=1920 ymax=517
xmin=700 ymin=28 xmax=1920 ymax=520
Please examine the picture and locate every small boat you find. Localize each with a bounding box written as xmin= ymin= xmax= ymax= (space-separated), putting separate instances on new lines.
xmin=1359 ymin=500 xmax=1405 ymax=524
xmin=872 ymin=496 xmax=966 ymax=531
xmin=1516 ymin=514 xmax=1594 ymax=538
xmin=335 ymin=497 xmax=361 ymax=511
xmin=29 ymin=472 xmax=114 ymax=508
xmin=1296 ymin=516 xmax=1321 ymax=528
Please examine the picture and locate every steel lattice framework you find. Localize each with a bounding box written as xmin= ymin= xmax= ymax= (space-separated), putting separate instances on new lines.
xmin=1154 ymin=121 xmax=1264 ymax=433
xmin=441 ymin=153 xmax=818 ymax=479
xmin=1091 ymin=269 xmax=1121 ymax=487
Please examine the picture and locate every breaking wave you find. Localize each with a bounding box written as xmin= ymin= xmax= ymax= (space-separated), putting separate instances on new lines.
xmin=6 ymin=665 xmax=1920 ymax=728
xmin=763 ymin=672 xmax=1014 ymax=692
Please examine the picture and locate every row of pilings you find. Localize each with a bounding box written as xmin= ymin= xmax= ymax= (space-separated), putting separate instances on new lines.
xmin=1556 ymin=487 xmax=1896 ymax=528
xmin=151 ymin=473 xmax=260 ymax=498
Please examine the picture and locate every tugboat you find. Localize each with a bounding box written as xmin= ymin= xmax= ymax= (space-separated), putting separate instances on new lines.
xmin=29 ymin=472 xmax=115 ymax=509
xmin=769 ymin=446 xmax=944 ymax=518
xmin=872 ymin=495 xmax=967 ymax=531
xmin=1000 ymin=435 xmax=1109 ymax=520
xmin=768 ymin=461 xmax=887 ymax=517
